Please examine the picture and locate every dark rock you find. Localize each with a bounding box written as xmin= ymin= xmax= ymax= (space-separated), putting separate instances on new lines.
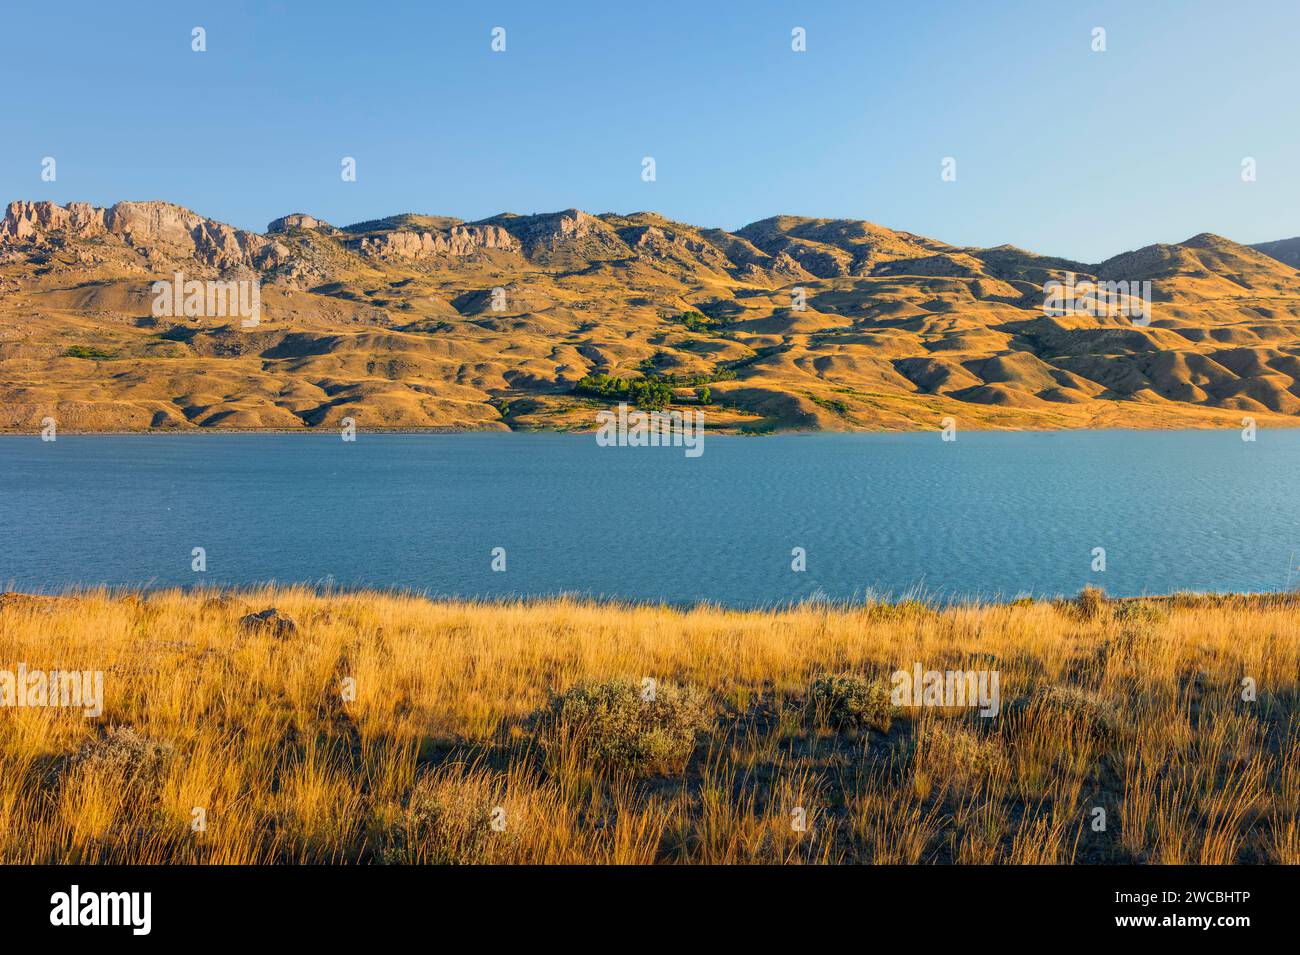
xmin=238 ymin=607 xmax=298 ymax=638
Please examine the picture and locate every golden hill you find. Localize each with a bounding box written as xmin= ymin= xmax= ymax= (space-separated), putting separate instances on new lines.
xmin=3 ymin=199 xmax=1300 ymax=433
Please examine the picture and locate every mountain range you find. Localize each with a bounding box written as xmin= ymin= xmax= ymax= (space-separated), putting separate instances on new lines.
xmin=3 ymin=198 xmax=1300 ymax=433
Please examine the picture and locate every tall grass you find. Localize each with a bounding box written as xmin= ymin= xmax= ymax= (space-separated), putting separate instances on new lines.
xmin=0 ymin=587 xmax=1295 ymax=864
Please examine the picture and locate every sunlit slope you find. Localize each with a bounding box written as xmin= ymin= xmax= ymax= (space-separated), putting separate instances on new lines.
xmin=3 ymin=200 xmax=1300 ymax=432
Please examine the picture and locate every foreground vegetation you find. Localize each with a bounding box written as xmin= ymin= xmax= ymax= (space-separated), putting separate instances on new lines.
xmin=0 ymin=588 xmax=1296 ymax=864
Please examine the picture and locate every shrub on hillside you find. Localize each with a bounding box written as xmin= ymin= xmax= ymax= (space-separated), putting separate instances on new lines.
xmin=910 ymin=719 xmax=1010 ymax=783
xmin=1113 ymin=600 xmax=1167 ymax=625
xmin=1005 ymin=684 xmax=1117 ymax=743
xmin=1076 ymin=586 xmax=1107 ymax=621
xmin=573 ymin=373 xmax=674 ymax=410
xmin=808 ymin=673 xmax=895 ymax=732
xmin=380 ymin=771 xmax=517 ymax=865
xmin=677 ymin=310 xmax=719 ymax=333
xmin=67 ymin=726 xmax=173 ymax=793
xmin=534 ymin=679 xmax=712 ymax=776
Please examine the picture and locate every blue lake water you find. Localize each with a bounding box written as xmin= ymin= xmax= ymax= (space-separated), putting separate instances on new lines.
xmin=0 ymin=430 xmax=1296 ymax=607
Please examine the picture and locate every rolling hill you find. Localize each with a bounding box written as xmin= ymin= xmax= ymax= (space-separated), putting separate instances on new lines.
xmin=3 ymin=198 xmax=1300 ymax=433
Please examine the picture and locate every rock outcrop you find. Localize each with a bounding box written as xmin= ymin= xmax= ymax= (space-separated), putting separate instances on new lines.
xmin=478 ymin=209 xmax=632 ymax=261
xmin=237 ymin=608 xmax=298 ymax=638
xmin=1 ymin=200 xmax=289 ymax=271
xmin=267 ymin=213 xmax=332 ymax=234
xmin=350 ymin=224 xmax=518 ymax=260
xmin=1 ymin=200 xmax=108 ymax=241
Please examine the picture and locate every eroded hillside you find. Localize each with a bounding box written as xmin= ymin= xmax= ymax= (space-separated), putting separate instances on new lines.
xmin=3 ymin=199 xmax=1300 ymax=432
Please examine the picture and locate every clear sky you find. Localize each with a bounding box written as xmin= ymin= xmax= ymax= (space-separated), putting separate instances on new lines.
xmin=3 ymin=0 xmax=1297 ymax=262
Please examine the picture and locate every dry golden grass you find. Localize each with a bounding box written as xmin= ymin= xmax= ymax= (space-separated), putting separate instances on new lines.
xmin=0 ymin=587 xmax=1295 ymax=864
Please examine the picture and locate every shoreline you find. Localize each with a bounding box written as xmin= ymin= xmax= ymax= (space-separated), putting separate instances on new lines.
xmin=5 ymin=585 xmax=1299 ymax=612
xmin=3 ymin=420 xmax=1300 ymax=438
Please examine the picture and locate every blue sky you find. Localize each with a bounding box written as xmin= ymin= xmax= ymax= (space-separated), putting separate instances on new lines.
xmin=3 ymin=0 xmax=1297 ymax=261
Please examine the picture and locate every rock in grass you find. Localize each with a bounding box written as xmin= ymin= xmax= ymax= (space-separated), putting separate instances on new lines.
xmin=238 ymin=607 xmax=298 ymax=638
